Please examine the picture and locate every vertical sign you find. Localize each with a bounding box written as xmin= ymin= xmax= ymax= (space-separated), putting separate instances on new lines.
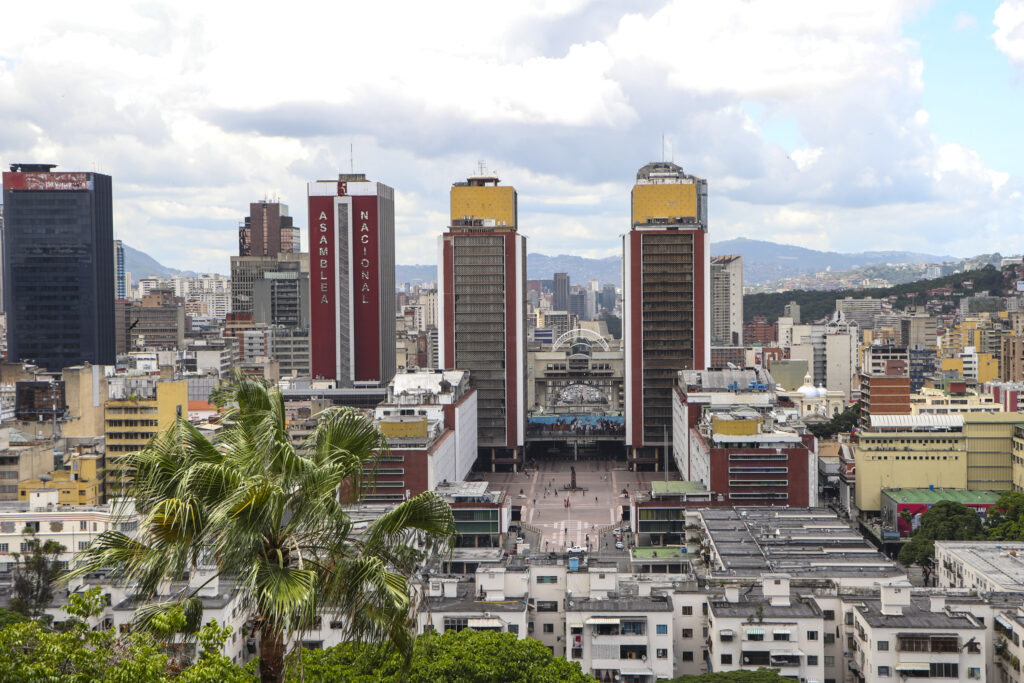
xmin=309 ymin=195 xmax=336 ymax=379
xmin=352 ymin=195 xmax=380 ymax=382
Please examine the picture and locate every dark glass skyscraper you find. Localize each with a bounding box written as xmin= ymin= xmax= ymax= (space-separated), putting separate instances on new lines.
xmin=2 ymin=164 xmax=116 ymax=370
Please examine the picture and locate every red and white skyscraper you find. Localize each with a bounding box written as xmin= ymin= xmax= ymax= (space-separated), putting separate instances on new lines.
xmin=438 ymin=173 xmax=526 ymax=469
xmin=623 ymin=162 xmax=709 ymax=470
xmin=308 ymin=173 xmax=396 ymax=386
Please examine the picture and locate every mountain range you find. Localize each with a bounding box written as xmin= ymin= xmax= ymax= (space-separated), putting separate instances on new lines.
xmin=124 ymin=238 xmax=962 ymax=289
xmin=397 ymin=238 xmax=954 ymax=287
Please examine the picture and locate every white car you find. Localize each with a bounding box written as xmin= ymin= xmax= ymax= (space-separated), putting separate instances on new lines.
xmin=615 ymin=541 xmax=625 ymax=550
xmin=515 ymin=536 xmax=524 ymax=544
xmin=567 ymin=545 xmax=586 ymax=554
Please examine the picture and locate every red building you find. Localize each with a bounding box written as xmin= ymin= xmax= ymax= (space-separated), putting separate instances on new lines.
xmin=743 ymin=316 xmax=776 ymax=345
xmin=623 ymin=162 xmax=709 ymax=470
xmin=307 ymin=173 xmax=396 ymax=386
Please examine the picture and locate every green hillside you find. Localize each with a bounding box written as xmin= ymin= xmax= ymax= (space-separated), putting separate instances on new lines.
xmin=743 ymin=265 xmax=1009 ymax=323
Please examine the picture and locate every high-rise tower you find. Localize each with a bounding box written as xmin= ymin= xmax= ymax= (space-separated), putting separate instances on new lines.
xmin=308 ymin=173 xmax=396 ymax=386
xmin=710 ymin=254 xmax=743 ymax=346
xmin=2 ymin=164 xmax=115 ymax=370
xmin=623 ymin=162 xmax=709 ymax=469
xmin=114 ymin=239 xmax=126 ymax=300
xmin=239 ymin=201 xmax=300 ymax=257
xmin=439 ymin=173 xmax=526 ymax=469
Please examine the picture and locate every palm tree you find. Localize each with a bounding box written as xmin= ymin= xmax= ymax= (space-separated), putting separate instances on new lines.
xmin=65 ymin=376 xmax=455 ymax=682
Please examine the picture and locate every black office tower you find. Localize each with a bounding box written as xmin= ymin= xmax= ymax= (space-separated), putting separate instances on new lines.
xmin=2 ymin=164 xmax=115 ymax=370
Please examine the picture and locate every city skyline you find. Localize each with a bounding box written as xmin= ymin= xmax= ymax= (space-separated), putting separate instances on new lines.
xmin=0 ymin=2 xmax=1023 ymax=274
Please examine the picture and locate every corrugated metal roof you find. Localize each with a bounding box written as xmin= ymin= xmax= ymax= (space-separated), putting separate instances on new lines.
xmin=869 ymin=414 xmax=963 ymax=429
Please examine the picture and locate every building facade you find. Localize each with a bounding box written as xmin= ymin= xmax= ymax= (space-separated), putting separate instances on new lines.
xmin=624 ymin=162 xmax=709 ymax=468
xmin=308 ymin=174 xmax=396 ymax=387
xmin=710 ymin=254 xmax=742 ymax=347
xmin=438 ymin=173 xmax=526 ymax=467
xmin=2 ymin=164 xmax=115 ymax=370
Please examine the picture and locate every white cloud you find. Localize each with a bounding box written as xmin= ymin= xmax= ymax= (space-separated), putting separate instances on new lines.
xmin=954 ymin=12 xmax=978 ymax=31
xmin=994 ymin=1 xmax=1024 ymax=65
xmin=0 ymin=1 xmax=1019 ymax=275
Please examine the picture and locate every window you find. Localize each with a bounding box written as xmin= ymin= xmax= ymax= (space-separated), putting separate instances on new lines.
xmin=543 ymin=623 xmax=553 ymax=633
xmin=79 ymin=520 xmax=88 ymax=531
xmin=682 ymin=650 xmax=693 ymax=661
xmin=536 ymin=575 xmax=558 ymax=584
xmin=721 ymin=654 xmax=733 ymax=665
xmin=508 ymin=624 xmax=518 ymax=635
xmin=0 ymin=543 xmax=7 ymax=553
xmin=747 ymin=631 xmax=764 ymax=641
xmin=443 ymin=618 xmax=467 ymax=633
xmin=681 ymin=606 xmax=693 ymax=615
xmin=878 ymin=666 xmax=891 ymax=677
xmin=656 ymin=648 xmax=668 ymax=659
xmin=78 ymin=541 xmax=89 ymax=551
xmin=682 ymin=628 xmax=693 ymax=638
xmin=877 ymin=640 xmax=888 ymax=651
xmin=824 ymin=633 xmax=835 ymax=644
xmin=571 ymin=647 xmax=583 ymax=659
xmin=536 ymin=601 xmax=558 ymax=612
xmin=656 ymin=624 xmax=668 ymax=635
xmin=773 ymin=631 xmax=790 ymax=641
xmin=807 ymin=630 xmax=818 ymax=640
xmin=808 ymin=655 xmax=818 ymax=665
xmin=930 ymin=663 xmax=958 ymax=678
xmin=824 ymin=656 xmax=835 ymax=667
xmin=329 ymin=620 xmax=344 ymax=629
xmin=968 ymin=667 xmax=981 ymax=679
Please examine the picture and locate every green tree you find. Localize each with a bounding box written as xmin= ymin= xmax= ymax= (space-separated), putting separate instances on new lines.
xmin=670 ymin=669 xmax=788 ymax=682
xmin=287 ymin=629 xmax=596 ymax=682
xmin=807 ymin=403 xmax=860 ymax=440
xmin=0 ymin=586 xmax=256 ymax=681
xmin=10 ymin=532 xmax=65 ymax=618
xmin=898 ymin=500 xmax=985 ymax=566
xmin=986 ymin=491 xmax=1024 ymax=541
xmin=66 ymin=375 xmax=456 ymax=683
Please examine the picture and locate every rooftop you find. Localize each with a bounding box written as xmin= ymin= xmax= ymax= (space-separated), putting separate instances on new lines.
xmin=650 ymin=481 xmax=706 ymax=496
xmin=882 ymin=488 xmax=1003 ymax=505
xmin=935 ymin=541 xmax=1024 ymax=591
xmin=631 ymin=545 xmax=688 ymax=560
xmin=869 ymin=414 xmax=964 ymax=430
xmin=853 ymin=595 xmax=985 ymax=630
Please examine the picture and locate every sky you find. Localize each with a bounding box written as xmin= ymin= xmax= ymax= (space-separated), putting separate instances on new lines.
xmin=1 ymin=1 xmax=1024 ymax=275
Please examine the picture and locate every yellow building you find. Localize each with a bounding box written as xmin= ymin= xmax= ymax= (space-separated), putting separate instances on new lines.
xmin=104 ymin=379 xmax=188 ymax=491
xmin=853 ymin=415 xmax=967 ymax=512
xmin=911 ymin=386 xmax=999 ymax=415
xmin=449 ymin=176 xmax=517 ymax=227
xmin=963 ymin=412 xmax=1024 ymax=490
xmin=631 ymin=182 xmax=699 ymax=223
xmin=19 ymin=449 xmax=104 ymax=506
xmin=1012 ymin=425 xmax=1024 ymax=491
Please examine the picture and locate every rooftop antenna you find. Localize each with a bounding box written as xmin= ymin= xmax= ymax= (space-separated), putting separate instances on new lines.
xmin=478 ymin=160 xmax=487 ymax=175
xmin=661 ymin=133 xmax=665 ymax=162
xmin=350 ymin=142 xmax=354 ymax=173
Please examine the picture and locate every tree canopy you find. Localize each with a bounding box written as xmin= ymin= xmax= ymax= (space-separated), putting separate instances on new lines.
xmin=285 ymin=629 xmax=595 ymax=683
xmin=0 ymin=587 xmax=256 ymax=682
xmin=985 ymin=491 xmax=1024 ymax=541
xmin=898 ymin=500 xmax=985 ymax=566
xmin=670 ymin=670 xmax=788 ymax=682
xmin=806 ymin=402 xmax=860 ymax=440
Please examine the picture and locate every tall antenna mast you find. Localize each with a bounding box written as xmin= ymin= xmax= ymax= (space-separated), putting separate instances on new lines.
xmin=350 ymin=142 xmax=354 ymax=173
xmin=661 ymin=132 xmax=665 ymax=162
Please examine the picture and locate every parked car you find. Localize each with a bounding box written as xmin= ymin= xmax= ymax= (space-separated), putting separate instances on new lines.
xmin=567 ymin=545 xmax=586 ymax=554
xmin=615 ymin=541 xmax=625 ymax=550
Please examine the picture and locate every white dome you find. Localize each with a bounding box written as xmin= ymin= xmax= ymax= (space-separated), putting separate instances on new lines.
xmin=798 ymin=384 xmax=818 ymax=398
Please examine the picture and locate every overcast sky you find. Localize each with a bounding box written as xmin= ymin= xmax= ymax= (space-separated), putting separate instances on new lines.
xmin=2 ymin=1 xmax=1024 ymax=274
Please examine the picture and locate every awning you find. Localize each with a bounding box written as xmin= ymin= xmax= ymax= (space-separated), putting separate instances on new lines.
xmin=895 ymin=663 xmax=930 ymax=672
xmin=719 ymin=629 xmax=736 ymax=637
xmin=745 ymin=627 xmax=765 ymax=636
xmin=468 ymin=618 xmax=502 ymax=628
xmin=772 ymin=630 xmax=791 ymax=636
xmin=586 ymin=617 xmax=622 ymax=625
xmin=771 ymin=650 xmax=801 ymax=657
xmin=996 ymin=614 xmax=1015 ymax=631
xmin=570 ymin=622 xmax=584 ymax=629
xmin=618 ymin=668 xmax=653 ymax=676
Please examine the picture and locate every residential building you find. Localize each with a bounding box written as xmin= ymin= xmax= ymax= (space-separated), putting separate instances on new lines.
xmin=2 ymin=164 xmax=115 ymax=370
xmin=104 ymin=376 xmax=187 ymax=491
xmin=114 ymin=239 xmax=126 ymax=300
xmin=438 ymin=172 xmax=526 ymax=469
xmin=18 ymin=440 xmax=105 ymax=505
xmin=743 ymin=316 xmax=775 ymax=346
xmin=308 ymin=173 xmax=396 ymax=387
xmin=836 ymin=296 xmax=883 ymax=332
xmin=710 ymin=254 xmax=742 ymax=346
xmin=115 ymin=288 xmax=188 ymax=352
xmin=624 ymin=162 xmax=709 ymax=470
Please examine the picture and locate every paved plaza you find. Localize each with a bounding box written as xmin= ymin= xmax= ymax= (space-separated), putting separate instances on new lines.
xmin=477 ymin=456 xmax=679 ymax=552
